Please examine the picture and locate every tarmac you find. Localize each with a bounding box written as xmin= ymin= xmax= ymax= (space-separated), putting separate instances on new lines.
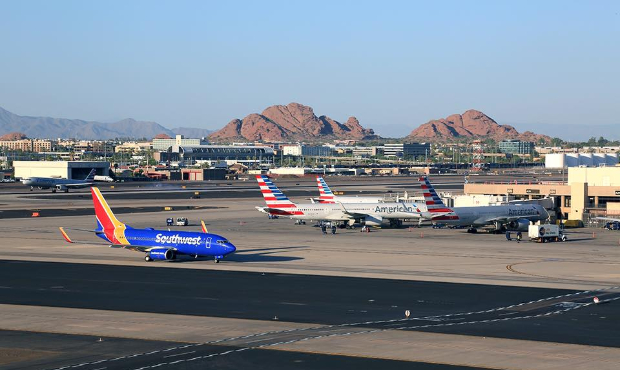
xmin=0 ymin=175 xmax=619 ymax=369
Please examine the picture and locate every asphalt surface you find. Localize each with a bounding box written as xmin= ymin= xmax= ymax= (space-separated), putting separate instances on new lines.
xmin=0 ymin=330 xmax=486 ymax=370
xmin=2 ymin=260 xmax=618 ymax=348
xmin=0 ymin=205 xmax=224 ymax=219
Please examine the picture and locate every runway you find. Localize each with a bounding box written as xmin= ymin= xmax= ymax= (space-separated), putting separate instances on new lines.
xmin=1 ymin=330 xmax=482 ymax=370
xmin=1 ymin=260 xmax=619 ymax=348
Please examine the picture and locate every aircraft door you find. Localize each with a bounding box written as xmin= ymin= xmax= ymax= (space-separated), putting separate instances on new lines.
xmin=205 ymin=237 xmax=212 ymax=253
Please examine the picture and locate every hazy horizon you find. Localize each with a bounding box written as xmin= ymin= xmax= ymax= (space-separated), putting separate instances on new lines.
xmin=1 ymin=1 xmax=618 ymax=139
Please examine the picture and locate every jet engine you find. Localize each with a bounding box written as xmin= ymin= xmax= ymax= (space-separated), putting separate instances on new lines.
xmin=363 ymin=215 xmax=383 ymax=227
xmin=148 ymin=248 xmax=176 ymax=261
xmin=507 ymin=219 xmax=530 ymax=231
xmin=55 ymin=184 xmax=68 ymax=193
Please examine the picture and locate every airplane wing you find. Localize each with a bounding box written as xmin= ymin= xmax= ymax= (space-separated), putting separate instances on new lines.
xmin=334 ymin=202 xmax=369 ymax=219
xmin=595 ymin=216 xmax=620 ymax=222
xmin=63 ymin=182 xmax=93 ymax=188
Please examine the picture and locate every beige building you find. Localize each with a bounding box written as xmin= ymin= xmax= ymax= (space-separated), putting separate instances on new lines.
xmin=0 ymin=139 xmax=54 ymax=152
xmin=115 ymin=141 xmax=153 ymax=153
xmin=465 ymin=167 xmax=620 ymax=221
xmin=152 ymin=135 xmax=203 ymax=151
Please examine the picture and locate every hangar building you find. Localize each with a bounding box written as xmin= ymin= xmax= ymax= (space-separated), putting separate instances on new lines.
xmin=14 ymin=161 xmax=110 ymax=180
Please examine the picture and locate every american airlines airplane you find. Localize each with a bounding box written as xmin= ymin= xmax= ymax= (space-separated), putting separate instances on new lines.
xmin=22 ymin=169 xmax=96 ymax=193
xmin=256 ymin=175 xmax=424 ymax=227
xmin=314 ymin=176 xmax=384 ymax=203
xmin=419 ymin=176 xmax=549 ymax=233
xmin=59 ymin=187 xmax=236 ymax=262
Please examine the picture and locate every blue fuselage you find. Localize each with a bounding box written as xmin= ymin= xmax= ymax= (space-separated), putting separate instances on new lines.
xmin=96 ymin=227 xmax=236 ymax=258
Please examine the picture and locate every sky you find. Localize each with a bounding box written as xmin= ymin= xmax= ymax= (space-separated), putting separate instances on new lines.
xmin=1 ymin=0 xmax=618 ymax=139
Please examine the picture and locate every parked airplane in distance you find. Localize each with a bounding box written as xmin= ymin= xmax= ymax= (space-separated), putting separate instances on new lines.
xmin=315 ymin=176 xmax=384 ymax=203
xmin=94 ymin=175 xmax=115 ymax=182
xmin=419 ymin=176 xmax=549 ymax=233
xmin=59 ymin=187 xmax=236 ymax=262
xmin=256 ymin=175 xmax=423 ymax=227
xmin=22 ymin=169 xmax=97 ymax=193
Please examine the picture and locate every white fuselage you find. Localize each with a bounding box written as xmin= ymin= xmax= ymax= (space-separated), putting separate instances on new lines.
xmin=319 ymin=196 xmax=384 ymax=204
xmin=22 ymin=177 xmax=92 ymax=189
xmin=271 ymin=201 xmax=426 ymax=222
xmin=432 ymin=204 xmax=549 ymax=226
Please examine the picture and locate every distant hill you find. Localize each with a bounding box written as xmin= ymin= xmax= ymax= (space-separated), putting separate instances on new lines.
xmin=171 ymin=127 xmax=214 ymax=138
xmin=0 ymin=107 xmax=176 ymax=140
xmin=407 ymin=109 xmax=551 ymax=143
xmin=209 ymin=102 xmax=377 ymax=142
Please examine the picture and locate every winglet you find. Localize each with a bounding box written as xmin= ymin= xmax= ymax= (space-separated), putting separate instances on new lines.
xmin=59 ymin=227 xmax=73 ymax=243
xmin=201 ymin=220 xmax=208 ymax=233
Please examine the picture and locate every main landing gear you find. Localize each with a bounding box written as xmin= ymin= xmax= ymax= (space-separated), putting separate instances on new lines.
xmin=467 ymin=227 xmax=478 ymax=233
xmin=145 ymin=255 xmax=153 ymax=262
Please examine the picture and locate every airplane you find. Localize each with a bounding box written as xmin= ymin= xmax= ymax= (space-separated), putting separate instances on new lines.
xmin=22 ymin=169 xmax=97 ymax=193
xmin=314 ymin=175 xmax=385 ymax=203
xmin=419 ymin=176 xmax=550 ymax=233
xmin=595 ymin=216 xmax=620 ymax=230
xmin=94 ymin=175 xmax=115 ymax=182
xmin=256 ymin=174 xmax=423 ymax=228
xmin=59 ymin=187 xmax=236 ymax=262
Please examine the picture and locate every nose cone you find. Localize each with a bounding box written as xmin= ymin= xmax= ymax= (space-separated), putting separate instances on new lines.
xmin=225 ymin=243 xmax=236 ymax=254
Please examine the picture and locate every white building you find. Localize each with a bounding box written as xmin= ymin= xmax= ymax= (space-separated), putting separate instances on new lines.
xmin=281 ymin=145 xmax=302 ymax=156
xmin=545 ymin=153 xmax=618 ymax=168
xmin=14 ymin=161 xmax=110 ymax=180
xmin=152 ymin=135 xmax=204 ymax=151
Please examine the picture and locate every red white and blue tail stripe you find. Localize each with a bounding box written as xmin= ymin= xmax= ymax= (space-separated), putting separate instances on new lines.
xmin=419 ymin=176 xmax=459 ymax=220
xmin=317 ymin=176 xmax=336 ymax=203
xmin=256 ymin=175 xmax=298 ymax=209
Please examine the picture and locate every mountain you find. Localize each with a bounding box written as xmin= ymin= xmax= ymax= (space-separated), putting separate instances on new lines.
xmin=510 ymin=122 xmax=620 ymax=141
xmin=0 ymin=107 xmax=175 ymax=140
xmin=171 ymin=127 xmax=214 ymax=138
xmin=407 ymin=110 xmax=551 ymax=143
xmin=209 ymin=102 xmax=377 ymax=142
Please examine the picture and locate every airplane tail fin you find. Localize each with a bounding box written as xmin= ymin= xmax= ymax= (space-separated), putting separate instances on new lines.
xmin=256 ymin=175 xmax=297 ymax=208
xmin=201 ymin=220 xmax=208 ymax=233
xmin=84 ymin=169 xmax=97 ymax=181
xmin=419 ymin=176 xmax=452 ymax=212
xmin=316 ymin=176 xmax=336 ymax=203
xmin=91 ymin=187 xmax=129 ymax=244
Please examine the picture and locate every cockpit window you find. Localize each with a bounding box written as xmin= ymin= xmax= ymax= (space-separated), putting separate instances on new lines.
xmin=216 ymin=239 xmax=229 ymax=244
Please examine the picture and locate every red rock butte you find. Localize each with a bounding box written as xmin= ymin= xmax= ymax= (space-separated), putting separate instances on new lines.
xmin=0 ymin=132 xmax=28 ymax=140
xmin=407 ymin=110 xmax=550 ymax=143
xmin=209 ymin=103 xmax=376 ymax=142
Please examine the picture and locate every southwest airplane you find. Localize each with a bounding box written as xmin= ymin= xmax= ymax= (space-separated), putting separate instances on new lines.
xmin=60 ymin=187 xmax=236 ymax=262
xmin=256 ymin=175 xmax=423 ymax=227
xmin=22 ymin=168 xmax=96 ymax=193
xmin=315 ymin=176 xmax=384 ymax=203
xmin=419 ymin=176 xmax=549 ymax=233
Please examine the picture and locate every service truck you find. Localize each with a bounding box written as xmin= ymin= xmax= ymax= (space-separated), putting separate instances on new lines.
xmin=528 ymin=224 xmax=566 ymax=243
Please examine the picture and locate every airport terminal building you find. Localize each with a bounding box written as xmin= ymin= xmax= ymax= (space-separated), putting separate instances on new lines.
xmin=465 ymin=167 xmax=620 ymax=221
xmin=159 ymin=145 xmax=275 ymax=166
